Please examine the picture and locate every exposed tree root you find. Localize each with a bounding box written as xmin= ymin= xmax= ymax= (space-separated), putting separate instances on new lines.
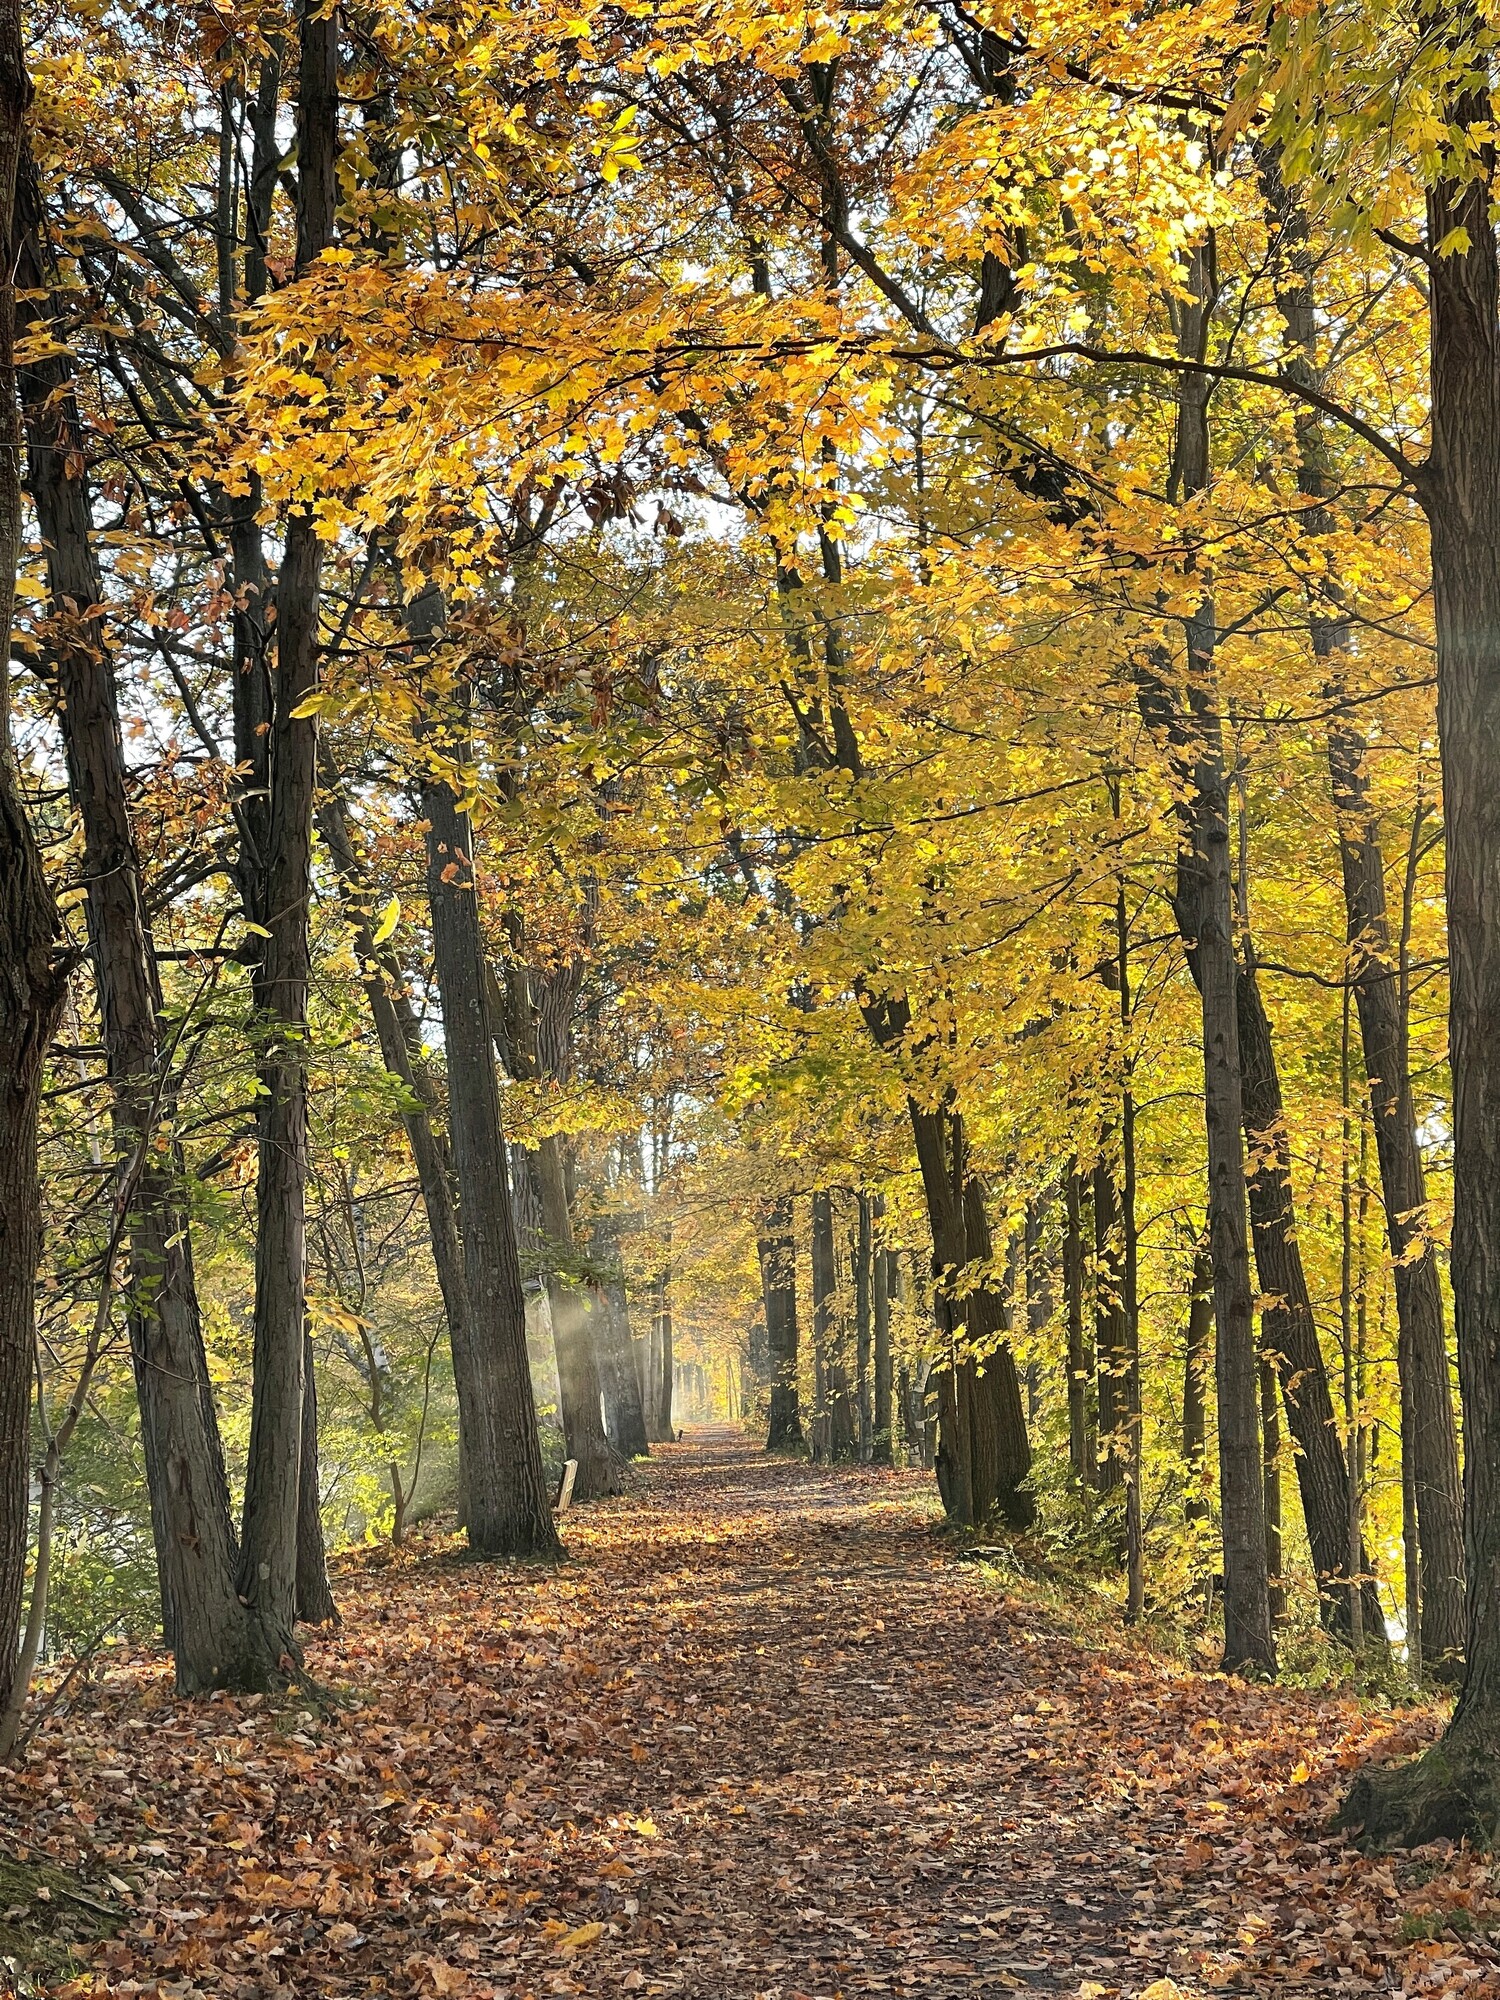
xmin=1341 ymin=1726 xmax=1500 ymax=1850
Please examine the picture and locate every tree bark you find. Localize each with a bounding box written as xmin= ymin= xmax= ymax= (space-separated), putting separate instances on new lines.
xmin=810 ymin=1190 xmax=835 ymax=1462
xmin=521 ymin=952 xmax=624 ymax=1500
xmin=1183 ymin=1244 xmax=1212 ymax=1527
xmin=1260 ymin=1355 xmax=1285 ymax=1624
xmin=1329 ymin=729 xmax=1465 ymax=1673
xmin=1131 ymin=233 xmax=1274 ymax=1677
xmin=855 ymin=1193 xmax=873 ymax=1460
xmin=1063 ymin=1170 xmax=1092 ymax=1498
xmin=859 ymin=989 xmax=1032 ymax=1526
xmin=0 ymin=12 xmax=64 ymax=1729
xmin=871 ymin=1196 xmax=893 ymax=1464
xmin=1262 ymin=144 xmax=1466 ymax=1681
xmin=536 ymin=1134 xmax=625 ymax=1498
xmin=592 ymin=1220 xmax=649 ymax=1458
xmin=651 ymin=1264 xmax=674 ymax=1441
xmin=296 ymin=1326 xmax=336 ymax=1623
xmin=1093 ymin=1156 xmax=1126 ymax=1504
xmin=1237 ymin=961 xmax=1384 ymax=1642
xmin=1341 ymin=59 xmax=1500 ymax=1841
xmin=760 ymin=1196 xmax=803 ymax=1449
xmin=960 ymin=1175 xmax=1036 ymax=1530
xmin=235 ymin=0 xmax=340 ymax=1665
xmin=413 ymin=617 xmax=559 ymax=1557
xmin=15 ymin=165 xmax=260 ymax=1689
xmin=316 ymin=775 xmax=473 ymax=1395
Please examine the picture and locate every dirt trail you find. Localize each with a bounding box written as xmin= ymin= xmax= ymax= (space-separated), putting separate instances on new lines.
xmin=7 ymin=1428 xmax=1489 ymax=1998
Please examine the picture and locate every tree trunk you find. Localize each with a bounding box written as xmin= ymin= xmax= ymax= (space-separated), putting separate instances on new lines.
xmin=0 ymin=13 xmax=62 ymax=1724
xmin=760 ymin=1196 xmax=803 ymax=1449
xmin=509 ymin=948 xmax=625 ymax=1499
xmin=16 ymin=168 xmax=258 ymax=1689
xmin=1237 ymin=961 xmax=1384 ymax=1643
xmin=296 ymin=1326 xmax=337 ymax=1623
xmin=235 ymin=1 xmax=340 ymax=1665
xmin=1093 ymin=1155 xmax=1126 ymax=1505
xmin=1329 ymin=728 xmax=1465 ymax=1673
xmin=1131 ymin=235 xmax=1274 ymax=1677
xmin=809 ymin=1190 xmax=835 ymax=1462
xmin=1264 ymin=144 xmax=1466 ymax=1682
xmin=317 ymin=776 xmax=473 ymax=1412
xmin=593 ymin=1222 xmax=649 ymax=1459
xmin=652 ymin=1266 xmax=674 ymax=1440
xmin=1341 ymin=83 xmax=1500 ymax=1841
xmin=855 ymin=985 xmax=1031 ymax=1520
xmin=415 ymin=636 xmax=558 ymax=1558
xmin=826 ymin=1205 xmax=857 ymax=1464
xmin=1116 ymin=885 xmax=1145 ymax=1625
xmin=871 ymin=1198 xmax=893 ymax=1465
xmin=536 ymin=1134 xmax=625 ymax=1499
xmin=1183 ymin=1244 xmax=1212 ymax=1527
xmin=855 ymin=1193 xmax=873 ymax=1460
xmin=1260 ymin=1355 xmax=1285 ymax=1624
xmin=1063 ymin=1170 xmax=1092 ymax=1499
xmin=961 ymin=1176 xmax=1035 ymax=1529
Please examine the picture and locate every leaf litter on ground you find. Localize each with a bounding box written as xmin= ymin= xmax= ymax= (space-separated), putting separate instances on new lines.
xmin=3 ymin=1431 xmax=1497 ymax=1999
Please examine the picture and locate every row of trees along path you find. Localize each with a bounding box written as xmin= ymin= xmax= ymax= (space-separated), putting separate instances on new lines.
xmin=4 ymin=1429 xmax=1494 ymax=1999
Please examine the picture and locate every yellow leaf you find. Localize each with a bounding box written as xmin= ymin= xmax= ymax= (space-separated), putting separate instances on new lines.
xmin=556 ymin=1921 xmax=604 ymax=1953
xmin=372 ymin=894 xmax=400 ymax=946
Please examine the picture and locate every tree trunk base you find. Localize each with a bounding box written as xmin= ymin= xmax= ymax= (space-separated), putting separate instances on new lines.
xmin=569 ymin=1437 xmax=631 ymax=1503
xmin=1340 ymin=1725 xmax=1500 ymax=1849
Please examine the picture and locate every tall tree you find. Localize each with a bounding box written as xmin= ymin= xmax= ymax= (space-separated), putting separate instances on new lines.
xmin=234 ymin=0 xmax=340 ymax=1670
xmin=0 ymin=5 xmax=64 ymax=1733
xmin=1133 ymin=230 xmax=1275 ymax=1677
xmin=413 ymin=602 xmax=560 ymax=1558
xmin=15 ymin=163 xmax=255 ymax=1689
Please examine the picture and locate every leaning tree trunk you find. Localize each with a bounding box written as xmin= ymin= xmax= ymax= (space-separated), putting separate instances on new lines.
xmin=16 ymin=165 xmax=257 ymax=1690
xmin=0 ymin=9 xmax=63 ymax=1720
xmin=759 ymin=1196 xmax=803 ymax=1449
xmin=235 ymin=0 xmax=340 ymax=1670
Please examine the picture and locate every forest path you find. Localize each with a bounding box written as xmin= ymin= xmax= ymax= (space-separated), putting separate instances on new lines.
xmin=11 ymin=1428 xmax=1482 ymax=1998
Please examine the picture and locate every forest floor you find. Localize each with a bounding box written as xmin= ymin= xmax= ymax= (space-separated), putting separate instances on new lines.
xmin=4 ymin=1429 xmax=1499 ymax=1999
